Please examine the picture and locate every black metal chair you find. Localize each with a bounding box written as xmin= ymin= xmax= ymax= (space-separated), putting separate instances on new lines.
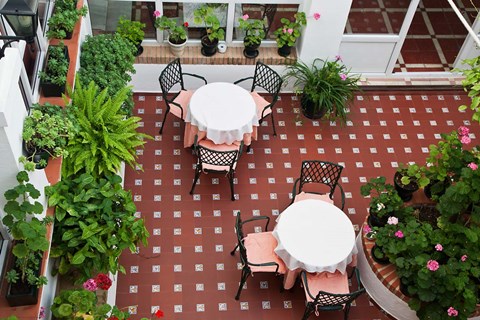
xmin=300 ymin=268 xmax=365 ymax=320
xmin=158 ymin=58 xmax=207 ymax=134
xmin=230 ymin=212 xmax=286 ymax=300
xmin=291 ymin=160 xmax=346 ymax=210
xmin=190 ymin=136 xmax=243 ymax=201
xmin=234 ymin=61 xmax=283 ymax=136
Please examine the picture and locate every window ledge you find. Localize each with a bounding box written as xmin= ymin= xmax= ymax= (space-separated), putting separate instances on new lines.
xmin=135 ymin=45 xmax=297 ymax=65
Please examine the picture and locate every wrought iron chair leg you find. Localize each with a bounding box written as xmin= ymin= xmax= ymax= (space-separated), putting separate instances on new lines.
xmin=235 ymin=268 xmax=250 ymax=300
xmin=159 ymin=111 xmax=169 ymax=134
xmin=344 ymin=303 xmax=351 ymax=320
xmin=246 ymin=145 xmax=251 ymax=153
xmin=301 ymin=303 xmax=314 ymax=320
xmin=229 ymin=173 xmax=235 ymax=201
xmin=230 ymin=244 xmax=238 ymax=255
xmin=190 ymin=170 xmax=201 ymax=194
xmin=270 ymin=113 xmax=277 ymax=136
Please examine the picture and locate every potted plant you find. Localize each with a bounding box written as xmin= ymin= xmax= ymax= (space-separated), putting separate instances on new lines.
xmin=46 ymin=0 xmax=88 ymax=40
xmin=22 ymin=103 xmax=74 ymax=169
xmin=273 ymin=12 xmax=306 ymax=57
xmin=360 ymin=176 xmax=404 ymax=227
xmin=237 ymin=14 xmax=265 ymax=59
xmin=394 ymin=163 xmax=429 ymax=202
xmin=153 ymin=11 xmax=189 ymax=57
xmin=39 ymin=42 xmax=70 ymax=97
xmin=193 ymin=4 xmax=225 ymax=56
xmin=3 ymin=169 xmax=52 ymax=306
xmin=116 ymin=16 xmax=146 ymax=56
xmin=283 ymin=57 xmax=360 ymax=124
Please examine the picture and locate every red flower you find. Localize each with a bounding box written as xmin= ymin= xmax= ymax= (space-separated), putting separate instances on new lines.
xmin=154 ymin=309 xmax=164 ymax=318
xmin=107 ymin=317 xmax=119 ymax=320
xmin=95 ymin=273 xmax=112 ymax=290
xmin=184 ymin=22 xmax=189 ymax=28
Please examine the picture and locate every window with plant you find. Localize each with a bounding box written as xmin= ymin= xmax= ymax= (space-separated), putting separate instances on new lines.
xmin=154 ymin=11 xmax=189 ymax=44
xmin=237 ymin=14 xmax=266 ymax=46
xmin=193 ymin=4 xmax=225 ymax=43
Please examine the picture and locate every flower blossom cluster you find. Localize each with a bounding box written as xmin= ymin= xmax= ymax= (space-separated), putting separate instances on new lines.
xmin=394 ymin=230 xmax=404 ymax=238
xmin=435 ymin=243 xmax=443 ymax=251
xmin=387 ymin=216 xmax=398 ymax=225
xmin=447 ymin=306 xmax=458 ymax=317
xmin=427 ymin=259 xmax=439 ymax=271
xmin=82 ymin=273 xmax=112 ymax=291
xmin=457 ymin=126 xmax=471 ymax=145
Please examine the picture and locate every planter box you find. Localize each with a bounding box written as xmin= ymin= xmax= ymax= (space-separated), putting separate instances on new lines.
xmin=40 ymin=45 xmax=70 ymax=97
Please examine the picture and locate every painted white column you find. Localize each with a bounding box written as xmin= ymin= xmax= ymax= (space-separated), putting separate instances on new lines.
xmin=298 ymin=0 xmax=352 ymax=65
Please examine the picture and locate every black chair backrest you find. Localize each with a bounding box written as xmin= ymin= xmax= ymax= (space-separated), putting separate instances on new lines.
xmin=251 ymin=62 xmax=283 ymax=97
xmin=159 ymin=58 xmax=185 ymax=97
xmin=313 ymin=289 xmax=364 ymax=307
xmin=196 ymin=144 xmax=240 ymax=173
xmin=298 ymin=160 xmax=344 ymax=199
xmin=234 ymin=213 xmax=248 ymax=266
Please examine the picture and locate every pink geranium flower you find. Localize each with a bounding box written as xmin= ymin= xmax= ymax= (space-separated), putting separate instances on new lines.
xmin=340 ymin=74 xmax=347 ymax=81
xmin=287 ymin=28 xmax=293 ymax=34
xmin=83 ymin=278 xmax=98 ymax=291
xmin=435 ymin=244 xmax=443 ymax=251
xmin=335 ymin=55 xmax=342 ymax=61
xmin=468 ymin=162 xmax=478 ymax=170
xmin=387 ymin=216 xmax=398 ymax=225
xmin=394 ymin=230 xmax=404 ymax=238
xmin=242 ymin=14 xmax=249 ymax=21
xmin=457 ymin=126 xmax=469 ymax=136
xmin=313 ymin=12 xmax=321 ymax=20
xmin=153 ymin=10 xmax=161 ymax=18
xmin=460 ymin=135 xmax=471 ymax=144
xmin=427 ymin=260 xmax=439 ymax=271
xmin=461 ymin=255 xmax=468 ymax=262
xmin=283 ymin=28 xmax=287 ymax=33
xmin=363 ymin=224 xmax=372 ymax=234
xmin=447 ymin=306 xmax=458 ymax=317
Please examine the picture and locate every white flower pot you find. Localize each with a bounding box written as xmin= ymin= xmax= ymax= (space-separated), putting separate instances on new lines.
xmin=168 ymin=38 xmax=187 ymax=57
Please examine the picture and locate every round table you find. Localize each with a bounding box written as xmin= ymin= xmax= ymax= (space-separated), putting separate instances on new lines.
xmin=185 ymin=82 xmax=258 ymax=145
xmin=273 ymin=199 xmax=357 ymax=289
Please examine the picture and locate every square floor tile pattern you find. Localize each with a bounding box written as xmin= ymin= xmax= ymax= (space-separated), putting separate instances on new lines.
xmin=116 ymin=91 xmax=477 ymax=319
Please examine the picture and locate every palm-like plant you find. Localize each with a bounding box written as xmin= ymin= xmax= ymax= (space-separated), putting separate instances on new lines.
xmin=62 ymin=80 xmax=152 ymax=179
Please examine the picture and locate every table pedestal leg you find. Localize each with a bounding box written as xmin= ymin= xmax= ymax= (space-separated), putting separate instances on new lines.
xmin=283 ymin=269 xmax=301 ymax=290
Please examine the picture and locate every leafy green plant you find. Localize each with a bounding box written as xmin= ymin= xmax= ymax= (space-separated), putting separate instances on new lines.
xmin=62 ymin=80 xmax=150 ymax=179
xmin=193 ymin=4 xmax=225 ymax=43
xmin=39 ymin=42 xmax=69 ymax=86
xmin=78 ymin=34 xmax=136 ymax=115
xmin=51 ymin=288 xmax=130 ymax=319
xmin=46 ymin=0 xmax=87 ymax=40
xmin=154 ymin=12 xmax=188 ymax=44
xmin=454 ymin=56 xmax=480 ymax=123
xmin=2 ymin=170 xmax=52 ymax=287
xmin=283 ymin=57 xmax=360 ymax=124
xmin=360 ymin=176 xmax=404 ymax=218
xmin=238 ymin=15 xmax=265 ymax=47
xmin=396 ymin=163 xmax=429 ymax=187
xmin=22 ymin=103 xmax=74 ymax=161
xmin=116 ymin=16 xmax=146 ymax=45
xmin=273 ymin=12 xmax=306 ymax=48
xmin=46 ymin=173 xmax=149 ymax=280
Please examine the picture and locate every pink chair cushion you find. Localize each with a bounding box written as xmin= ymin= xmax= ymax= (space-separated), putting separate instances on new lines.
xmin=302 ymin=271 xmax=349 ymax=302
xmin=170 ymin=90 xmax=194 ymax=119
xmin=251 ymin=91 xmax=272 ymax=120
xmin=243 ymin=231 xmax=286 ymax=274
xmin=294 ymin=191 xmax=334 ymax=205
xmin=198 ymin=139 xmax=240 ymax=172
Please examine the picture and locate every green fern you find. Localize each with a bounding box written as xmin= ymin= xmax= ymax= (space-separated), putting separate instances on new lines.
xmin=62 ymin=80 xmax=152 ymax=178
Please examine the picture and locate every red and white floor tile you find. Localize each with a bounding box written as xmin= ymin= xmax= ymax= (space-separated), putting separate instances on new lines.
xmin=115 ymin=91 xmax=477 ymax=319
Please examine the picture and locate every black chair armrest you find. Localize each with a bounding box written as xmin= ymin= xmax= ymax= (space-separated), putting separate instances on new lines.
xmin=290 ymin=177 xmax=301 ymax=204
xmin=242 ymin=216 xmax=270 ymax=231
xmin=166 ymin=98 xmax=185 ymax=119
xmin=234 ymin=76 xmax=254 ymax=86
xmin=183 ymin=72 xmax=208 ymax=85
xmin=300 ymin=271 xmax=317 ymax=300
xmin=337 ymin=183 xmax=346 ymax=211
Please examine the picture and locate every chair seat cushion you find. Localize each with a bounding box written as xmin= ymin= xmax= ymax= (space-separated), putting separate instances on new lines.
xmin=251 ymin=91 xmax=272 ymax=120
xmin=198 ymin=139 xmax=240 ymax=172
xmin=294 ymin=191 xmax=334 ymax=205
xmin=244 ymin=231 xmax=286 ymax=274
xmin=302 ymin=271 xmax=349 ymax=302
xmin=170 ymin=90 xmax=194 ymax=119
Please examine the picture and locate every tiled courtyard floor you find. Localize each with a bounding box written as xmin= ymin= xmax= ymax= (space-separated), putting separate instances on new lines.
xmin=115 ymin=89 xmax=477 ymax=319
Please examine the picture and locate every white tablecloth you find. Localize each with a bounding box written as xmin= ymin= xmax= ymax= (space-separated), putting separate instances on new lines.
xmin=273 ymin=199 xmax=357 ymax=274
xmin=185 ymin=82 xmax=258 ymax=145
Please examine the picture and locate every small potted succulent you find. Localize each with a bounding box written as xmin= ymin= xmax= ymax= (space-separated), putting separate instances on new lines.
xmin=154 ymin=11 xmax=189 ymax=57
xmin=193 ymin=4 xmax=225 ymax=56
xmin=237 ymin=14 xmax=266 ymax=58
xmin=22 ymin=103 xmax=74 ymax=169
xmin=116 ymin=16 xmax=146 ymax=56
xmin=39 ymin=42 xmax=70 ymax=97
